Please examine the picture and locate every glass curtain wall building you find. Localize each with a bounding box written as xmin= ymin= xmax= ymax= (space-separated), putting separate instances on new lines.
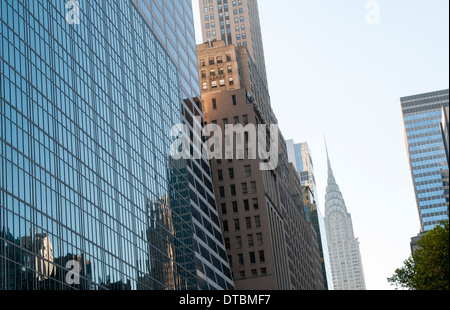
xmin=401 ymin=89 xmax=449 ymax=233
xmin=0 ymin=0 xmax=233 ymax=290
xmin=133 ymin=0 xmax=234 ymax=290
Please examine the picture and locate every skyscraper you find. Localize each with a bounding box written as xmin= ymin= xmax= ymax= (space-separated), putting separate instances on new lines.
xmin=324 ymin=146 xmax=366 ymax=290
xmin=1 ymin=0 xmax=233 ymax=290
xmin=198 ymin=0 xmax=268 ymax=88
xmin=401 ymin=89 xmax=449 ymax=233
xmin=441 ymin=105 xmax=449 ymax=162
xmin=286 ymin=140 xmax=334 ymax=290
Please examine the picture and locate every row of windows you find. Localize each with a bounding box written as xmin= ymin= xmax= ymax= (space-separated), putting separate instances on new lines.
xmin=202 ymin=78 xmax=235 ymax=90
xmin=218 ymin=182 xmax=258 ymax=198
xmin=201 ymin=66 xmax=233 ymax=78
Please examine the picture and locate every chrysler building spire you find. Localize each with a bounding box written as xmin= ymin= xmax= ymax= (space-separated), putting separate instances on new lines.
xmin=324 ymin=142 xmax=366 ymax=290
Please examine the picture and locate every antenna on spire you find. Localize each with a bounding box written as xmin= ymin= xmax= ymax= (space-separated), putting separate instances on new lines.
xmin=324 ymin=136 xmax=330 ymax=162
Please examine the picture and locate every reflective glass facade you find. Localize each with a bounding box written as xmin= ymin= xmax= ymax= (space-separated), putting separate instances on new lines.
xmin=133 ymin=0 xmax=234 ymax=290
xmin=0 ymin=0 xmax=232 ymax=290
xmin=401 ymin=89 xmax=449 ymax=232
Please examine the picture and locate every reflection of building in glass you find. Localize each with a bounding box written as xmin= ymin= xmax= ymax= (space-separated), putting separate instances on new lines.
xmin=1 ymin=0 xmax=232 ymax=290
xmin=144 ymin=196 xmax=182 ymax=290
xmin=21 ymin=232 xmax=56 ymax=282
xmin=0 ymin=227 xmax=93 ymax=290
xmin=401 ymin=89 xmax=449 ymax=233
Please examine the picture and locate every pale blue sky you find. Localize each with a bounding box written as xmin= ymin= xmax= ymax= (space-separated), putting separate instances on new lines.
xmin=192 ymin=0 xmax=449 ymax=290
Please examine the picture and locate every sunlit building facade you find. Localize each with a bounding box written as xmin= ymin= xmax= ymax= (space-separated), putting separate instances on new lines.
xmin=0 ymin=0 xmax=233 ymax=290
xmin=401 ymin=89 xmax=449 ymax=233
xmin=324 ymin=148 xmax=366 ymax=290
xmin=198 ymin=0 xmax=268 ymax=88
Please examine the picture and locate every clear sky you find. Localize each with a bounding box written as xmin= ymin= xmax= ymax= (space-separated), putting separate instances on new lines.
xmin=192 ymin=0 xmax=449 ymax=290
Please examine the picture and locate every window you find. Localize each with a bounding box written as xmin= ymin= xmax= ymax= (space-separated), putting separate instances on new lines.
xmin=218 ymin=67 xmax=224 ymax=75
xmin=247 ymin=234 xmax=254 ymax=247
xmin=232 ymin=201 xmax=238 ymax=213
xmin=244 ymin=165 xmax=251 ymax=177
xmin=221 ymin=203 xmax=227 ymax=214
xmin=243 ymin=199 xmax=250 ymax=211
xmin=201 ymin=70 xmax=206 ymax=78
xmin=234 ymin=219 xmax=240 ymax=231
xmin=250 ymin=181 xmax=257 ymax=194
xmin=228 ymin=77 xmax=234 ymax=86
xmin=211 ymin=81 xmax=218 ymax=88
xmin=217 ymin=170 xmax=223 ymax=181
xmin=217 ymin=56 xmax=223 ymax=63
xmin=249 ymin=252 xmax=256 ymax=264
xmin=259 ymin=251 xmax=265 ymax=263
xmin=232 ymin=95 xmax=237 ymax=106
xmin=226 ymin=54 xmax=232 ymax=62
xmin=236 ymin=236 xmax=242 ymax=249
xmin=229 ymin=168 xmax=234 ymax=179
xmin=238 ymin=254 xmax=244 ymax=266
xmin=225 ymin=238 xmax=231 ymax=250
xmin=223 ymin=220 xmax=229 ymax=232
xmin=219 ymin=79 xmax=225 ymax=87
xmin=242 ymin=183 xmax=248 ymax=195
xmin=209 ymin=57 xmax=215 ymax=65
xmin=253 ymin=198 xmax=259 ymax=210
xmin=245 ymin=217 xmax=252 ymax=229
xmin=255 ymin=216 xmax=261 ymax=228
xmin=231 ymin=184 xmax=236 ymax=196
xmin=210 ymin=69 xmax=216 ymax=76
xmin=256 ymin=233 xmax=263 ymax=246
xmin=219 ymin=186 xmax=225 ymax=198
xmin=212 ymin=98 xmax=217 ymax=110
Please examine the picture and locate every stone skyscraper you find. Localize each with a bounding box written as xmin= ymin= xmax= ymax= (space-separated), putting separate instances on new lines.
xmin=324 ymin=145 xmax=366 ymax=290
xmin=196 ymin=0 xmax=324 ymax=289
xmin=198 ymin=0 xmax=268 ymax=88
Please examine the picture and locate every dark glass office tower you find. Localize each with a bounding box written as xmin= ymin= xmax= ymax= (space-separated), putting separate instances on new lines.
xmin=401 ymin=89 xmax=449 ymax=233
xmin=0 ymin=0 xmax=233 ymax=290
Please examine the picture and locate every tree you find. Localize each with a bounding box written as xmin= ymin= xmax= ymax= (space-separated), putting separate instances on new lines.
xmin=388 ymin=221 xmax=449 ymax=290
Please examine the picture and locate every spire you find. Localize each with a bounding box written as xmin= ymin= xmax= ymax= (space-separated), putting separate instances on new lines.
xmin=324 ymin=138 xmax=346 ymax=213
xmin=325 ymin=137 xmax=334 ymax=182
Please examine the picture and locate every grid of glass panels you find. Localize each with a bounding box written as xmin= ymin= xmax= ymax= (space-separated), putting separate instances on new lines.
xmin=0 ymin=0 xmax=198 ymax=290
xmin=402 ymin=90 xmax=449 ymax=232
xmin=133 ymin=0 xmax=234 ymax=290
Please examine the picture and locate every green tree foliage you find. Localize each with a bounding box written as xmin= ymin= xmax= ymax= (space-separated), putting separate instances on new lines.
xmin=388 ymin=221 xmax=449 ymax=290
